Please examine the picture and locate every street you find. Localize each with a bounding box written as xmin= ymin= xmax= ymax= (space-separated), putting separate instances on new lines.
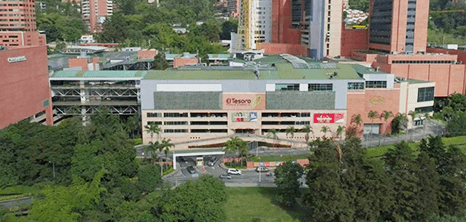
xmin=163 ymin=156 xmax=276 ymax=187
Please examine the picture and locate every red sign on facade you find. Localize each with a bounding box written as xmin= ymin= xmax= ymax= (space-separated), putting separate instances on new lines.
xmin=313 ymin=113 xmax=344 ymax=124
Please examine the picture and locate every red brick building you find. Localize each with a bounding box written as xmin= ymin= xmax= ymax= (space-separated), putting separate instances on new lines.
xmin=0 ymin=46 xmax=53 ymax=129
xmin=0 ymin=0 xmax=36 ymax=32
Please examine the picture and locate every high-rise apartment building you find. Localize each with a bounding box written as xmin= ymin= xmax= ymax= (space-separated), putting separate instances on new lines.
xmin=81 ymin=0 xmax=113 ymax=33
xmin=301 ymin=0 xmax=343 ymax=60
xmin=238 ymin=0 xmax=272 ymax=49
xmin=0 ymin=0 xmax=36 ymax=32
xmin=368 ymin=0 xmax=429 ymax=54
xmin=0 ymin=0 xmax=45 ymax=48
xmin=256 ymin=0 xmax=343 ymax=60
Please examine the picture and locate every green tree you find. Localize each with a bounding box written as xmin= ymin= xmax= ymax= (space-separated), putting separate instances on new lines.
xmin=29 ymin=169 xmax=108 ymax=222
xmin=301 ymin=125 xmax=313 ymax=143
xmin=153 ymin=52 xmax=170 ymax=70
xmin=125 ymin=114 xmax=140 ymax=138
xmin=220 ymin=19 xmax=238 ymax=40
xmin=380 ymin=110 xmax=393 ymax=135
xmin=304 ymin=139 xmax=354 ymax=222
xmin=149 ymin=175 xmax=227 ymax=221
xmin=223 ymin=137 xmax=248 ymax=166
xmin=266 ymin=128 xmax=279 ymax=147
xmin=383 ymin=142 xmax=421 ymax=221
xmin=144 ymin=122 xmax=161 ymax=142
xmin=145 ymin=141 xmax=161 ymax=165
xmin=160 ymin=138 xmax=174 ymax=171
xmin=336 ymin=125 xmax=345 ymax=139
xmin=136 ymin=164 xmax=162 ymax=194
xmin=99 ymin=12 xmax=128 ymax=43
xmin=391 ymin=112 xmax=408 ymax=134
xmin=348 ymin=0 xmax=370 ymax=11
xmin=274 ymin=161 xmax=304 ymax=207
xmin=285 ymin=126 xmax=295 ymax=139
xmin=320 ymin=126 xmax=331 ymax=138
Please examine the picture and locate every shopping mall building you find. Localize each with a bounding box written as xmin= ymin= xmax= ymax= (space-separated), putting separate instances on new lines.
xmin=136 ymin=54 xmax=435 ymax=149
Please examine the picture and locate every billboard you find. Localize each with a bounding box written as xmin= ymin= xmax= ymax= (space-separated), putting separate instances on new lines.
xmin=313 ymin=113 xmax=344 ymax=124
xmin=231 ymin=112 xmax=258 ymax=122
xmin=222 ymin=93 xmax=266 ymax=110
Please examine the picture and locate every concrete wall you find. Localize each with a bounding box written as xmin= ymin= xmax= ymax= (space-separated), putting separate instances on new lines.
xmin=256 ymin=43 xmax=307 ymax=56
xmin=340 ymin=27 xmax=368 ymax=58
xmin=0 ymin=46 xmax=53 ymax=129
xmin=346 ymin=88 xmax=401 ymax=136
xmin=271 ymin=0 xmax=302 ymax=44
xmin=372 ymin=54 xmax=465 ymax=97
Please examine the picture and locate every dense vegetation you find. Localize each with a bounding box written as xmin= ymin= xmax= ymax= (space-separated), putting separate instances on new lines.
xmin=0 ymin=108 xmax=227 ymax=221
xmin=98 ymin=0 xmax=234 ymax=54
xmin=275 ymin=137 xmax=466 ymax=221
xmin=36 ymin=0 xmax=87 ymax=43
xmin=434 ymin=93 xmax=466 ymax=136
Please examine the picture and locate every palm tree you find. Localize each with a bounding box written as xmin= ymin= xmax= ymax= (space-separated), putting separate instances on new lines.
xmin=145 ymin=141 xmax=160 ymax=165
xmin=336 ymin=125 xmax=345 ymax=139
xmin=126 ymin=114 xmax=140 ymax=138
xmin=285 ymin=126 xmax=295 ymax=139
xmin=380 ymin=110 xmax=393 ymax=135
xmin=367 ymin=110 xmax=379 ymax=143
xmin=266 ymin=129 xmax=279 ymax=148
xmin=379 ymin=110 xmax=393 ymax=143
xmin=351 ymin=114 xmax=363 ymax=127
xmin=301 ymin=125 xmax=313 ymax=143
xmin=223 ymin=137 xmax=248 ymax=167
xmin=145 ymin=122 xmax=161 ymax=142
xmin=320 ymin=126 xmax=331 ymax=138
xmin=160 ymin=139 xmax=174 ymax=172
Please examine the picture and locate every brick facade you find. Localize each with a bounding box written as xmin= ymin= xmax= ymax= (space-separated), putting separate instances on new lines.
xmin=346 ymin=89 xmax=400 ymax=136
xmin=0 ymin=46 xmax=53 ymax=129
xmin=256 ymin=43 xmax=307 ymax=56
xmin=340 ymin=27 xmax=368 ymax=58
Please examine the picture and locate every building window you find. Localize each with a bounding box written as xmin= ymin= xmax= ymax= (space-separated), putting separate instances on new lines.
xmin=366 ymin=81 xmax=387 ymax=88
xmin=417 ymin=87 xmax=434 ymax=102
xmin=348 ymin=82 xmax=364 ymax=90
xmin=164 ymin=121 xmax=188 ymax=125
xmin=415 ymin=106 xmax=434 ymax=113
xmin=164 ymin=112 xmax=189 ymax=117
xmin=296 ymin=121 xmax=311 ymax=125
xmin=147 ymin=121 xmax=162 ymax=126
xmin=164 ymin=129 xmax=188 ymax=133
xmin=147 ymin=112 xmax=162 ymax=118
xmin=275 ymin=84 xmax=299 ymax=91
xmin=309 ymin=83 xmax=333 ymax=91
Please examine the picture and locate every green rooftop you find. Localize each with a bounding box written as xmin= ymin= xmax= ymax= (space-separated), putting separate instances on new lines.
xmin=51 ymin=55 xmax=365 ymax=80
xmin=51 ymin=70 xmax=147 ymax=78
xmin=352 ymin=64 xmax=389 ymax=75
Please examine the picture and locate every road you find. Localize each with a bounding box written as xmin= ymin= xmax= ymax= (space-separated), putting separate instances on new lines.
xmin=0 ymin=197 xmax=32 ymax=209
xmin=163 ymin=156 xmax=276 ymax=187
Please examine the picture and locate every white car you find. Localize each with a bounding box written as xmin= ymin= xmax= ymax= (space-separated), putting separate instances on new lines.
xmin=227 ymin=168 xmax=242 ymax=175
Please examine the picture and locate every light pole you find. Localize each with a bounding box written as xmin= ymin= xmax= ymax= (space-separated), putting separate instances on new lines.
xmin=258 ymin=157 xmax=261 ymax=184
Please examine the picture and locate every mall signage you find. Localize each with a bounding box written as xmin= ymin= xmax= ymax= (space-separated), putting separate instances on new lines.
xmin=231 ymin=112 xmax=258 ymax=122
xmin=7 ymin=56 xmax=26 ymax=63
xmin=222 ymin=93 xmax=266 ymax=110
xmin=313 ymin=113 xmax=345 ymax=124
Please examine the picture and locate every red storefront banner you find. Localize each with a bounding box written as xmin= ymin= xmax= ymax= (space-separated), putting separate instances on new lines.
xmin=313 ymin=113 xmax=344 ymax=123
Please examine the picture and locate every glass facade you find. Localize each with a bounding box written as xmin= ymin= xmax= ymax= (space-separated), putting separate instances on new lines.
xmin=309 ymin=83 xmax=333 ymax=91
xmin=417 ymin=87 xmax=434 ymax=102
xmin=275 ymin=84 xmax=300 ymax=91
xmin=348 ymin=82 xmax=365 ymax=90
xmin=366 ymin=81 xmax=387 ymax=88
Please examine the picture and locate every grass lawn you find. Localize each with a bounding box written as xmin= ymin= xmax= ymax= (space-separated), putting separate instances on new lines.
xmin=225 ymin=187 xmax=310 ymax=222
xmin=365 ymin=135 xmax=466 ymax=158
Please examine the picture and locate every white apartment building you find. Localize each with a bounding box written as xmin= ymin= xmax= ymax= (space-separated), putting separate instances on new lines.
xmin=239 ymin=0 xmax=272 ymax=50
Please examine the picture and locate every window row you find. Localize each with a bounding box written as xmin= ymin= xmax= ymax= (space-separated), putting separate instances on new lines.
xmin=366 ymin=81 xmax=387 ymax=88
xmin=348 ymin=82 xmax=364 ymax=90
xmin=163 ymin=129 xmax=228 ymax=133
xmin=262 ymin=112 xmax=310 ymax=118
xmin=147 ymin=112 xmax=228 ymax=118
xmin=274 ymin=83 xmax=333 ymax=91
xmin=392 ymin=60 xmax=455 ymax=64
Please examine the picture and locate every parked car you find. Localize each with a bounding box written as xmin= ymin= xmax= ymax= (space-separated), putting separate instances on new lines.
xmin=187 ymin=166 xmax=196 ymax=174
xmin=227 ymin=168 xmax=242 ymax=175
xmin=219 ymin=174 xmax=232 ymax=179
xmin=207 ymin=157 xmax=217 ymax=166
xmin=255 ymin=167 xmax=269 ymax=172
